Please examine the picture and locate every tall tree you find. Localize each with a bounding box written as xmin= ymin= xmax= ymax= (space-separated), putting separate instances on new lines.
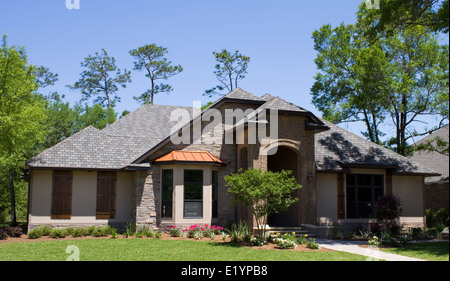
xmin=0 ymin=36 xmax=47 ymax=224
xmin=204 ymin=50 xmax=250 ymax=97
xmin=68 ymin=49 xmax=131 ymax=108
xmin=362 ymin=0 xmax=449 ymax=38
xmin=311 ymin=4 xmax=449 ymax=156
xmin=129 ymin=44 xmax=183 ymax=105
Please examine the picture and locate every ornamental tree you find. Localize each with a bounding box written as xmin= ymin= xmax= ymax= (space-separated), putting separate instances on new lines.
xmin=225 ymin=168 xmax=302 ymax=238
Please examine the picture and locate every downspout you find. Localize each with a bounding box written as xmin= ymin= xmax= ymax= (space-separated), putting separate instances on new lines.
xmin=234 ymin=143 xmax=238 ymax=223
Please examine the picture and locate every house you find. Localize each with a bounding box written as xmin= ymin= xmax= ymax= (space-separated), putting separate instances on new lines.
xmin=27 ymin=88 xmax=439 ymax=237
xmin=409 ymin=125 xmax=449 ymax=211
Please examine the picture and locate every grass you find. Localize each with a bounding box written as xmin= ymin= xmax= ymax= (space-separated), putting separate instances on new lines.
xmin=0 ymin=238 xmax=368 ymax=261
xmin=380 ymin=242 xmax=449 ymax=261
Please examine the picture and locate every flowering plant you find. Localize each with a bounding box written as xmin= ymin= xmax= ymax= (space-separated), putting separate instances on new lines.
xmin=275 ymin=238 xmax=297 ymax=249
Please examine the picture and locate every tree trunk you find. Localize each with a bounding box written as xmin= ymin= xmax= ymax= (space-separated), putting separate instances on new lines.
xmin=9 ymin=170 xmax=17 ymax=226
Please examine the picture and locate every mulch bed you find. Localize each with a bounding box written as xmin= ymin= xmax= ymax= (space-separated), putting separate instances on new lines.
xmin=0 ymin=233 xmax=333 ymax=252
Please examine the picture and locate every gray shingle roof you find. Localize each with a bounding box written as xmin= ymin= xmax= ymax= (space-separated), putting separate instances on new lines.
xmin=409 ymin=125 xmax=449 ymax=183
xmin=28 ymin=88 xmax=440 ymax=176
xmin=315 ymin=119 xmax=439 ymax=176
xmin=28 ymin=104 xmax=193 ymax=170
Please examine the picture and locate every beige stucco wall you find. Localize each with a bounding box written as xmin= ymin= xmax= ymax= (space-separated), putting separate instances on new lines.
xmin=315 ymin=170 xmax=425 ymax=227
xmin=392 ymin=175 xmax=425 ymax=226
xmin=29 ymin=170 xmax=134 ymax=227
xmin=316 ymin=173 xmax=337 ymax=225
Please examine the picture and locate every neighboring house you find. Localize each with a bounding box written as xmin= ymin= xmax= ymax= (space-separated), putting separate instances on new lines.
xmin=410 ymin=125 xmax=449 ymax=211
xmin=27 ymin=88 xmax=439 ymax=237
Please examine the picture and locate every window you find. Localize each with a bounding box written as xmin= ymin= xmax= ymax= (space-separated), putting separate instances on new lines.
xmin=184 ymin=170 xmax=203 ymax=218
xmin=161 ymin=170 xmax=173 ymax=218
xmin=51 ymin=170 xmax=73 ymax=219
xmin=346 ymin=174 xmax=384 ymax=219
xmin=212 ymin=171 xmax=218 ymax=218
xmin=96 ymin=171 xmax=117 ymax=219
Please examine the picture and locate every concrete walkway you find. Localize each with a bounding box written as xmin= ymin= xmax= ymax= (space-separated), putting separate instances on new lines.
xmin=316 ymin=239 xmax=426 ymax=261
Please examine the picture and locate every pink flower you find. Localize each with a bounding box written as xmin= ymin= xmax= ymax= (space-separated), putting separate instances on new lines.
xmin=201 ymin=228 xmax=205 ymax=231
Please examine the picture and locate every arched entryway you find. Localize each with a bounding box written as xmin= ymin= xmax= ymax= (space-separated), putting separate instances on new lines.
xmin=267 ymin=146 xmax=300 ymax=227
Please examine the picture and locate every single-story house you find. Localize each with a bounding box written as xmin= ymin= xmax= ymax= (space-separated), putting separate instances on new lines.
xmin=409 ymin=125 xmax=449 ymax=211
xmin=27 ymin=88 xmax=439 ymax=236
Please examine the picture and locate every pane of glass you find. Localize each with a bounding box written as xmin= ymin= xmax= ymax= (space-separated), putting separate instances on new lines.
xmin=162 ymin=170 xmax=173 ymax=218
xmin=374 ymin=175 xmax=383 ymax=186
xmin=184 ymin=201 xmax=202 ymax=217
xmin=374 ymin=187 xmax=384 ymax=201
xmin=346 ymin=187 xmax=355 ymax=202
xmin=346 ymin=174 xmax=356 ymax=186
xmin=184 ymin=170 xmax=203 ymax=183
xmin=347 ymin=202 xmax=356 ymax=218
xmin=358 ymin=187 xmax=372 ymax=202
xmin=358 ymin=175 xmax=371 ymax=186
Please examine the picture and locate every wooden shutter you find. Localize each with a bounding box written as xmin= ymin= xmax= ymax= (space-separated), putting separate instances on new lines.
xmin=51 ymin=170 xmax=73 ymax=219
xmin=337 ymin=173 xmax=345 ymax=220
xmin=96 ymin=171 xmax=117 ymax=219
xmin=385 ymin=169 xmax=393 ymax=196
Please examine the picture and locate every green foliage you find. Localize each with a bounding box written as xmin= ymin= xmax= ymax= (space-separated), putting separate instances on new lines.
xmin=225 ymin=169 xmax=302 ymax=237
xmin=360 ymin=0 xmax=449 ymax=37
xmin=73 ymin=103 xmax=117 ymax=131
xmin=228 ymin=221 xmax=251 ymax=243
xmin=311 ymin=5 xmax=449 ymax=156
xmin=204 ymin=50 xmax=250 ymax=97
xmin=129 ymin=44 xmax=183 ymax=105
xmin=426 ymin=208 xmax=449 ymax=228
xmin=373 ymin=195 xmax=403 ymax=223
xmin=0 ymin=36 xmax=47 ymax=223
xmin=68 ymin=48 xmax=131 ymax=108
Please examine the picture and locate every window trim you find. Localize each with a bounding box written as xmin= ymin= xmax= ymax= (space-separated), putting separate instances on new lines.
xmin=212 ymin=170 xmax=219 ymax=218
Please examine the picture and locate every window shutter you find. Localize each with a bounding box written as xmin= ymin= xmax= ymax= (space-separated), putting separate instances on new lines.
xmin=96 ymin=172 xmax=117 ymax=219
xmin=337 ymin=173 xmax=345 ymax=220
xmin=51 ymin=171 xmax=73 ymax=219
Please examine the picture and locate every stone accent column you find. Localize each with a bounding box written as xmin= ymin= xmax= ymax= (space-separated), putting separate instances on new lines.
xmin=135 ymin=167 xmax=160 ymax=227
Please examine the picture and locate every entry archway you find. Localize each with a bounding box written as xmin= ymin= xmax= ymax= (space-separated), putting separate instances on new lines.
xmin=267 ymin=146 xmax=300 ymax=227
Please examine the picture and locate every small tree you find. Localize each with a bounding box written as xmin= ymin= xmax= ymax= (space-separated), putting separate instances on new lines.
xmin=204 ymin=49 xmax=250 ymax=97
xmin=225 ymin=169 xmax=302 ymax=238
xmin=68 ymin=49 xmax=131 ymax=108
xmin=373 ymin=195 xmax=403 ymax=232
xmin=129 ymin=44 xmax=183 ymax=105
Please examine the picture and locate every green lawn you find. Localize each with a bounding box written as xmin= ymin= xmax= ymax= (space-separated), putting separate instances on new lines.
xmin=380 ymin=242 xmax=449 ymax=261
xmin=0 ymin=238 xmax=368 ymax=261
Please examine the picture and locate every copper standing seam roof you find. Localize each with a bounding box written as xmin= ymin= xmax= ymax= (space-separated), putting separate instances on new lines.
xmin=153 ymin=150 xmax=226 ymax=166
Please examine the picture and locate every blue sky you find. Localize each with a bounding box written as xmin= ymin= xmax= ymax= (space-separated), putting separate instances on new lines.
xmin=1 ymin=0 xmax=360 ymax=113
xmin=2 ymin=0 xmax=444 ymax=141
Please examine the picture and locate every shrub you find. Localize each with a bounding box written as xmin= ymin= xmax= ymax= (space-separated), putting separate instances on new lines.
xmin=275 ymin=238 xmax=297 ymax=249
xmin=50 ymin=229 xmax=66 ymax=239
xmin=38 ymin=225 xmax=53 ymax=236
xmin=305 ymin=238 xmax=320 ymax=250
xmin=426 ymin=208 xmax=449 ymax=228
xmin=71 ymin=228 xmax=86 ymax=238
xmin=368 ymin=236 xmax=381 ymax=247
xmin=0 ymin=229 xmax=7 ymax=240
xmin=4 ymin=226 xmax=23 ymax=237
xmin=251 ymin=237 xmax=265 ymax=246
xmin=27 ymin=228 xmax=43 ymax=239
xmin=229 ymin=221 xmax=251 ymax=243
xmin=168 ymin=226 xmax=183 ymax=237
xmin=373 ymin=195 xmax=402 ymax=228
